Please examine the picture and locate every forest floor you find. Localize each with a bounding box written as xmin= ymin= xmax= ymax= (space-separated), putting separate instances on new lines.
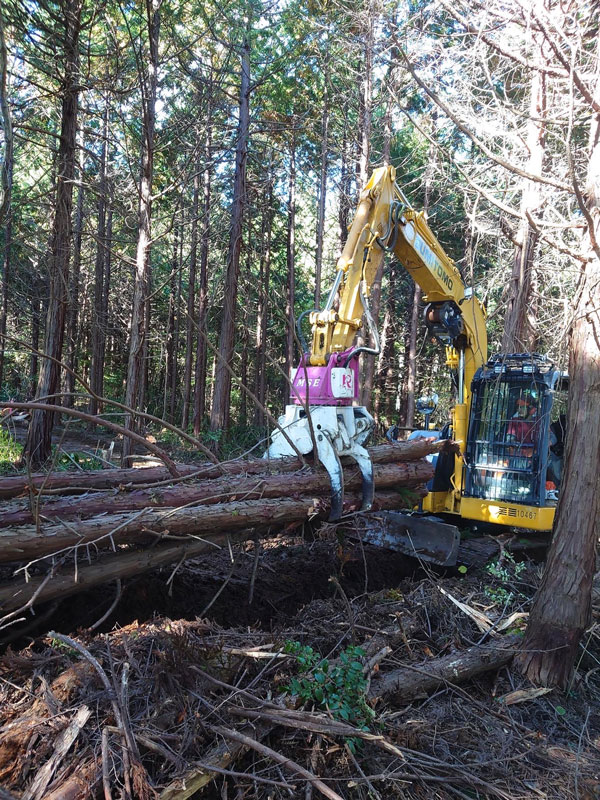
xmin=0 ymin=531 xmax=599 ymax=800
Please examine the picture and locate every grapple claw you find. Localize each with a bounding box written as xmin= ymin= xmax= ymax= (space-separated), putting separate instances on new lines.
xmin=346 ymin=442 xmax=374 ymax=511
xmin=265 ymin=405 xmax=375 ymax=521
xmin=314 ymin=433 xmax=344 ymax=520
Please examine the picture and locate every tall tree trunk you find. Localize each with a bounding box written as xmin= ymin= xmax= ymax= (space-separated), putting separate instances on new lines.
xmin=315 ymin=78 xmax=328 ymax=309
xmin=0 ymin=166 xmax=12 ymax=389
xmin=0 ymin=2 xmax=12 ymax=231
xmin=170 ymin=212 xmax=184 ymax=422
xmin=25 ymin=0 xmax=83 ymax=467
xmin=405 ymin=283 xmax=421 ymax=427
xmin=122 ymin=0 xmax=160 ymax=464
xmin=284 ymin=134 xmax=296 ymax=402
xmin=374 ymin=261 xmax=397 ymax=421
xmin=182 ymin=121 xmax=202 ymax=431
xmin=65 ymin=130 xmax=85 ymax=408
xmin=0 ymin=6 xmax=13 ymax=387
xmin=358 ymin=0 xmax=374 ymax=190
xmin=405 ymin=145 xmax=435 ymax=427
xmin=193 ymin=94 xmax=213 ymax=435
xmin=29 ymin=283 xmax=41 ymax=395
xmin=501 ymin=66 xmax=546 ymax=353
xmin=210 ymin=35 xmax=250 ymax=436
xmin=101 ymin=201 xmax=113 ymax=383
xmin=165 ymin=206 xmax=180 ymax=422
xmin=339 ymin=128 xmax=350 ymax=246
xmin=254 ymin=168 xmax=273 ymax=428
xmin=89 ymin=96 xmax=110 ymax=416
xmin=516 ymin=49 xmax=600 ymax=689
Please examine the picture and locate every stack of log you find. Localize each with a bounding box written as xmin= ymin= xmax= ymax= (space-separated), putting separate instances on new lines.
xmin=0 ymin=439 xmax=452 ymax=616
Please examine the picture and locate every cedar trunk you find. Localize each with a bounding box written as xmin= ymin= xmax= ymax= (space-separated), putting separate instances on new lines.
xmin=89 ymin=97 xmax=110 ymax=416
xmin=517 ymin=53 xmax=600 ymax=688
xmin=25 ymin=0 xmax=83 ymax=467
xmin=501 ymin=67 xmax=545 ymax=353
xmin=210 ymin=37 xmax=250 ymax=435
xmin=122 ymin=0 xmax=160 ymax=463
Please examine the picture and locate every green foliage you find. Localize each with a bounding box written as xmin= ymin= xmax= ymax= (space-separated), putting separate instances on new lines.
xmin=283 ymin=640 xmax=375 ymax=746
xmin=52 ymin=449 xmax=105 ymax=472
xmin=484 ymin=552 xmax=526 ymax=605
xmin=0 ymin=428 xmax=22 ymax=474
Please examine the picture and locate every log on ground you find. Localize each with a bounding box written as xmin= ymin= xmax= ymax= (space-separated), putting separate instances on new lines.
xmin=369 ymin=634 xmax=521 ymax=704
xmin=0 ymin=490 xmax=411 ymax=612
xmin=0 ymin=460 xmax=433 ymax=529
xmin=0 ymin=438 xmax=452 ymax=500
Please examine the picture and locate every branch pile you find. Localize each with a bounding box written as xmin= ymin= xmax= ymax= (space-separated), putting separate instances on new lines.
xmin=1 ymin=568 xmax=598 ymax=800
xmin=0 ymin=440 xmax=451 ymax=615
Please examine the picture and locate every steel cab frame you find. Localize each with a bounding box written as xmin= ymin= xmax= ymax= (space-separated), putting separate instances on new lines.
xmin=463 ymin=354 xmax=567 ymax=510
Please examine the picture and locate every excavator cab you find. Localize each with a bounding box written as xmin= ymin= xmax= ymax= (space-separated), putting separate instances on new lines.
xmin=463 ymin=354 xmax=568 ymax=513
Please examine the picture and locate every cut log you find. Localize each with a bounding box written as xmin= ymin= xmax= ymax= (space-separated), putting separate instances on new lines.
xmin=0 ymin=439 xmax=451 ymax=500
xmin=368 ymin=635 xmax=520 ymax=704
xmin=0 ymin=491 xmax=410 ymax=611
xmin=0 ymin=460 xmax=434 ymax=528
xmin=0 ymin=457 xmax=430 ymax=563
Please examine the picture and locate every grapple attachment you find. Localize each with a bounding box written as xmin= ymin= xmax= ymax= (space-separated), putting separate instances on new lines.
xmin=264 ymin=405 xmax=375 ymax=520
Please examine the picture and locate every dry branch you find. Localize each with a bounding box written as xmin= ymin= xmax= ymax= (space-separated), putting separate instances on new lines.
xmin=369 ymin=634 xmax=521 ymax=704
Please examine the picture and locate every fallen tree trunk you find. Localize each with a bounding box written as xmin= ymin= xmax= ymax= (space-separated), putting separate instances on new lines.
xmin=368 ymin=635 xmax=520 ymax=704
xmin=0 ymin=491 xmax=409 ymax=611
xmin=0 ymin=439 xmax=450 ymax=500
xmin=0 ymin=456 xmax=431 ymax=563
xmin=0 ymin=461 xmax=433 ymax=528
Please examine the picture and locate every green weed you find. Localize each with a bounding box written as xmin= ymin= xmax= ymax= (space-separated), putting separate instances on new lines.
xmin=484 ymin=551 xmax=526 ymax=605
xmin=0 ymin=428 xmax=23 ymax=474
xmin=283 ymin=640 xmax=375 ymax=751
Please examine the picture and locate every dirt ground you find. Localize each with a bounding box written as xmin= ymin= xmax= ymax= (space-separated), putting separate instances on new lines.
xmin=0 ymin=531 xmax=599 ymax=800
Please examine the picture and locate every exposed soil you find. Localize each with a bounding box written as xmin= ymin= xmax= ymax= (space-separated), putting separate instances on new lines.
xmin=7 ymin=536 xmax=422 ymax=640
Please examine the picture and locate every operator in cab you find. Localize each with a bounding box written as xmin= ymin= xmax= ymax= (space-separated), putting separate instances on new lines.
xmin=506 ymin=392 xmax=538 ymax=447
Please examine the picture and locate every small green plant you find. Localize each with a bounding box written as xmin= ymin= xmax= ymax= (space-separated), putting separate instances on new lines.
xmin=53 ymin=449 xmax=105 ymax=471
xmin=283 ymin=640 xmax=375 ymax=749
xmin=48 ymin=637 xmax=79 ymax=657
xmin=484 ymin=551 xmax=526 ymax=605
xmin=0 ymin=428 xmax=23 ymax=474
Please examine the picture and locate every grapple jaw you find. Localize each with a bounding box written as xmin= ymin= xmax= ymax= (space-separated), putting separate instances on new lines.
xmin=264 ymin=405 xmax=375 ymax=520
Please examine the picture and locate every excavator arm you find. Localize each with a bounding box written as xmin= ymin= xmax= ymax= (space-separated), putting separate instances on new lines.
xmin=266 ymin=165 xmax=487 ymax=519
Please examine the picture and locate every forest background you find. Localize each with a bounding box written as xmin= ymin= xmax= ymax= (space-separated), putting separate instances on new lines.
xmin=0 ymin=0 xmax=596 ymax=466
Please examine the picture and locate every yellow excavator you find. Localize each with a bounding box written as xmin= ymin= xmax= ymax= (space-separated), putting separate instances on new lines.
xmin=266 ymin=166 xmax=567 ymax=560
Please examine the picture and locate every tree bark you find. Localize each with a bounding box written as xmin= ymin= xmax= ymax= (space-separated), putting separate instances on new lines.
xmin=210 ymin=36 xmax=250 ymax=435
xmin=165 ymin=206 xmax=180 ymax=421
xmin=0 ymin=2 xmax=12 ymax=230
xmin=89 ymin=96 xmax=110 ymax=416
xmin=315 ymin=77 xmax=328 ymax=309
xmin=193 ymin=93 xmax=213 ymax=435
xmin=0 ymin=491 xmax=411 ymax=609
xmin=516 ymin=49 xmax=600 ymax=687
xmin=501 ymin=60 xmax=546 ymax=353
xmin=370 ymin=635 xmax=520 ymax=704
xmin=122 ymin=0 xmax=160 ymax=464
xmin=405 ymin=283 xmax=421 ymax=427
xmin=65 ymin=129 xmax=85 ymax=408
xmin=0 ymin=6 xmax=12 ymax=388
xmin=0 ymin=461 xmax=432 ymax=530
xmin=182 ymin=120 xmax=201 ymax=430
xmin=253 ymin=164 xmax=273 ymax=427
xmin=284 ymin=132 xmax=296 ymax=403
xmin=25 ymin=0 xmax=83 ymax=467
xmin=0 ymin=438 xmax=450 ymax=499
